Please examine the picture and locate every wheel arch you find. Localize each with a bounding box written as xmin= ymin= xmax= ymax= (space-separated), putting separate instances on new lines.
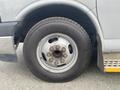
xmin=14 ymin=0 xmax=104 ymax=67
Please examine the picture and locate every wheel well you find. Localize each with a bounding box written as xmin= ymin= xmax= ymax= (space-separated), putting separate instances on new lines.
xmin=15 ymin=4 xmax=97 ymax=51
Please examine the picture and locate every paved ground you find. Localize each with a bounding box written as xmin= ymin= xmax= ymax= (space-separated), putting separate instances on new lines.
xmin=0 ymin=44 xmax=120 ymax=90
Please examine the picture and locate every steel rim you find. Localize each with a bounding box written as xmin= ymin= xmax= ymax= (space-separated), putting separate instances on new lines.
xmin=36 ymin=33 xmax=78 ymax=73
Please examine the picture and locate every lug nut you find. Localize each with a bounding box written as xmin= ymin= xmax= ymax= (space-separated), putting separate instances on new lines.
xmin=62 ymin=47 xmax=66 ymax=52
xmin=56 ymin=45 xmax=60 ymax=50
xmin=50 ymin=46 xmax=54 ymax=51
xmin=63 ymin=53 xmax=68 ymax=58
xmin=49 ymin=58 xmax=54 ymax=62
xmin=47 ymin=52 xmax=52 ymax=57
xmin=60 ymin=59 xmax=65 ymax=63
xmin=54 ymin=61 xmax=59 ymax=65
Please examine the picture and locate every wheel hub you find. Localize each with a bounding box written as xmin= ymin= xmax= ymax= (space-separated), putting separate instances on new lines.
xmin=36 ymin=33 xmax=78 ymax=73
xmin=47 ymin=45 xmax=68 ymax=66
xmin=53 ymin=50 xmax=62 ymax=58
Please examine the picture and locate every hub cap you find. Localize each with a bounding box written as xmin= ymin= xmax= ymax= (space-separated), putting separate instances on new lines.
xmin=36 ymin=33 xmax=78 ymax=73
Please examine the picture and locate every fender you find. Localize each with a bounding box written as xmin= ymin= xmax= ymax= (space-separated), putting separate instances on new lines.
xmin=15 ymin=0 xmax=104 ymax=51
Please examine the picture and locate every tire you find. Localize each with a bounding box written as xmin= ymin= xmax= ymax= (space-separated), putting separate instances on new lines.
xmin=23 ymin=17 xmax=92 ymax=82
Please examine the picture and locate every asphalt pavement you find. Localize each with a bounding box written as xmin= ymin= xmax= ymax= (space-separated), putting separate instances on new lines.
xmin=0 ymin=43 xmax=120 ymax=90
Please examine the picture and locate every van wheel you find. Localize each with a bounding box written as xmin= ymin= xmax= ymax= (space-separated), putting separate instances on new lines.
xmin=23 ymin=17 xmax=92 ymax=82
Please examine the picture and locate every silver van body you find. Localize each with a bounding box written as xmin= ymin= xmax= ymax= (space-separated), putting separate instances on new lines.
xmin=0 ymin=0 xmax=120 ymax=72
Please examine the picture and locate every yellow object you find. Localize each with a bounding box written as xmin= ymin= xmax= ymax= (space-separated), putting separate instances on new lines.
xmin=104 ymin=68 xmax=120 ymax=72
